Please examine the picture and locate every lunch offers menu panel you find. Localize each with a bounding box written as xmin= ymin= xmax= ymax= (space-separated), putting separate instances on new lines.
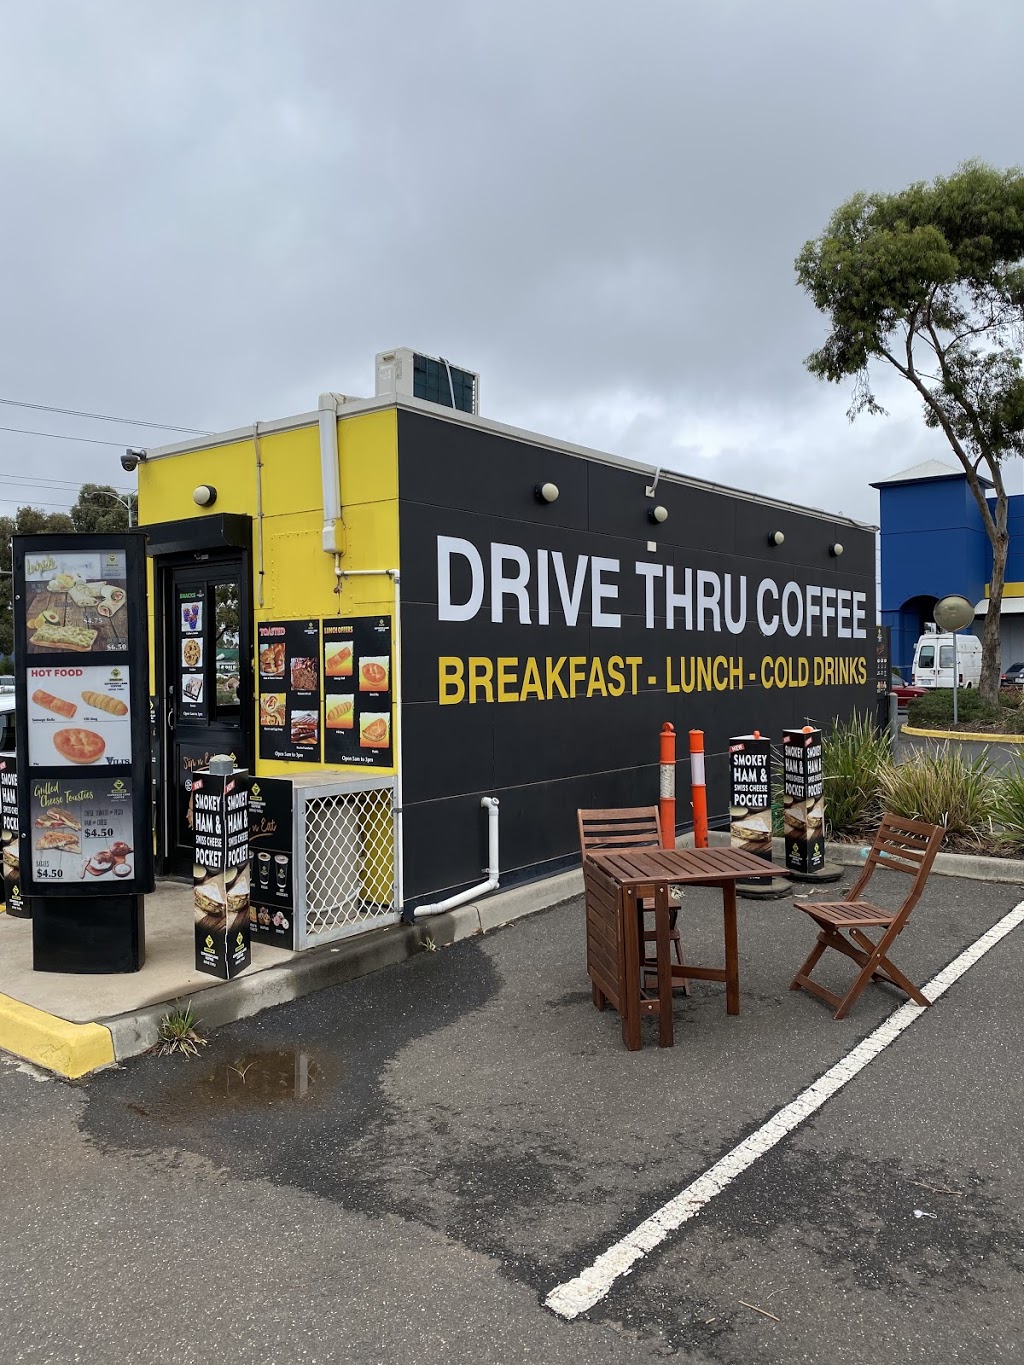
xmin=322 ymin=616 xmax=393 ymax=767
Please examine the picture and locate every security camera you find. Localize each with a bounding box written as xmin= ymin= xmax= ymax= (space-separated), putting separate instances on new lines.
xmin=121 ymin=449 xmax=145 ymax=472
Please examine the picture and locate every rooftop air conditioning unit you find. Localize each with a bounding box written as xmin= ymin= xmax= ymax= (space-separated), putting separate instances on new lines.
xmin=375 ymin=348 xmax=479 ymax=415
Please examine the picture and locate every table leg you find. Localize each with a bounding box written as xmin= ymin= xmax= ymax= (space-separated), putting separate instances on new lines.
xmin=723 ymin=880 xmax=740 ymax=1015
xmin=655 ymin=883 xmax=674 ymax=1047
xmin=621 ymin=887 xmax=643 ymax=1050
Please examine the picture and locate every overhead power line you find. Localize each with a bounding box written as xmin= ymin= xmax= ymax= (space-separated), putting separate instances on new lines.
xmin=0 ymin=422 xmax=131 ymax=449
xmin=0 ymin=396 xmax=210 ymax=436
xmin=0 ymin=471 xmax=135 ymax=494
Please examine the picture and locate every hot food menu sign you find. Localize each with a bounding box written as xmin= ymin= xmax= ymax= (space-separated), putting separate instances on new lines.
xmin=12 ymin=533 xmax=154 ymax=896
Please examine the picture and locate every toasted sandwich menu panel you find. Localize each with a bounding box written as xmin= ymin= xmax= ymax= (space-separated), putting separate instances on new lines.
xmin=257 ymin=620 xmax=321 ymax=763
xmin=13 ymin=533 xmax=154 ymax=896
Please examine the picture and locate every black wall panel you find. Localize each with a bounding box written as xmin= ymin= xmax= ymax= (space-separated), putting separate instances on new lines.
xmin=397 ymin=410 xmax=876 ymax=905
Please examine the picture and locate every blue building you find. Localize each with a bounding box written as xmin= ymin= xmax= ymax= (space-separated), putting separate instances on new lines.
xmin=874 ymin=460 xmax=1024 ymax=676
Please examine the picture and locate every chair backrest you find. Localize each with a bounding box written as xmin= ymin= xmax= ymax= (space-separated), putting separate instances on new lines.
xmin=846 ymin=812 xmax=944 ymax=926
xmin=578 ymin=806 xmax=662 ymax=859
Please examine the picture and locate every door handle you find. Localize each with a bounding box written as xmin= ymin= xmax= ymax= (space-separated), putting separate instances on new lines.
xmin=166 ymin=704 xmax=176 ymax=731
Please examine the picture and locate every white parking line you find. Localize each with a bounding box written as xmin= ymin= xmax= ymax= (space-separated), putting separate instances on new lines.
xmin=545 ymin=899 xmax=1024 ymax=1320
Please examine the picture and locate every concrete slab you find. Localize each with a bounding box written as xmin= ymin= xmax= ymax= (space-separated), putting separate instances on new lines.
xmin=0 ymin=882 xmax=294 ymax=1023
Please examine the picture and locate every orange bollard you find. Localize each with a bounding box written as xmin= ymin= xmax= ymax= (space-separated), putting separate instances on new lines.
xmin=659 ymin=723 xmax=676 ymax=848
xmin=689 ymin=729 xmax=708 ymax=848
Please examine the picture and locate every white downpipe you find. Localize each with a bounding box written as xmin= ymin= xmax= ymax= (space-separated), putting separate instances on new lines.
xmin=318 ymin=391 xmax=342 ymax=553
xmin=252 ymin=421 xmax=265 ymax=606
xmin=335 ymin=568 xmax=404 ymax=917
xmin=413 ymin=797 xmax=500 ymax=918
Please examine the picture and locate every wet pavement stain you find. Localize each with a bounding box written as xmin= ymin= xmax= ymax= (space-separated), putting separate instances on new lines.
xmin=117 ymin=1047 xmax=341 ymax=1123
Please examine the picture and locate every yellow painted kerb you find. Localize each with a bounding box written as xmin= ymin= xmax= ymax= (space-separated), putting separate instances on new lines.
xmin=902 ymin=723 xmax=1024 ymax=744
xmin=0 ymin=993 xmax=115 ymax=1078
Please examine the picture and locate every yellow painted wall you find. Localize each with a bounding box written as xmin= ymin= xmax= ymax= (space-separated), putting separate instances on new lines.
xmin=138 ymin=408 xmax=399 ymax=779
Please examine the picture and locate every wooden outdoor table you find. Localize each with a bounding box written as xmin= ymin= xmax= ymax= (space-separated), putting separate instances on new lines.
xmin=585 ymin=846 xmax=775 ymax=1048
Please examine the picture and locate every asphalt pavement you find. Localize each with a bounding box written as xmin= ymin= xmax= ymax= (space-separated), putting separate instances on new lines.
xmin=2 ymin=868 xmax=1023 ymax=1364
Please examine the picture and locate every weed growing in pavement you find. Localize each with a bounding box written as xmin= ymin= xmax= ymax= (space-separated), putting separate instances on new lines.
xmin=153 ymin=1001 xmax=207 ymax=1058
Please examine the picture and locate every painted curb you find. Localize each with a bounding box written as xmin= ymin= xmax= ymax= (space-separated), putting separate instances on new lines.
xmin=902 ymin=723 xmax=1024 ymax=744
xmin=0 ymin=992 xmax=115 ymax=1079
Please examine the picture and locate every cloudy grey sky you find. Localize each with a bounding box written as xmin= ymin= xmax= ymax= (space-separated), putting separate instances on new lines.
xmin=2 ymin=0 xmax=1024 ymax=525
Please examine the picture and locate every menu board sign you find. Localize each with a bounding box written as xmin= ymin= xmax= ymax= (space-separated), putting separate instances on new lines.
xmin=258 ymin=620 xmax=322 ymax=763
xmin=23 ymin=549 xmax=129 ymax=655
xmin=178 ymin=587 xmax=207 ymax=721
xmin=29 ymin=774 xmax=136 ymax=885
xmin=192 ymin=767 xmax=251 ymax=979
xmin=323 ymin=616 xmax=393 ymax=766
xmin=26 ymin=664 xmax=132 ymax=767
xmin=0 ymin=753 xmax=27 ymax=917
xmin=783 ymin=727 xmax=825 ymax=873
xmin=248 ymin=776 xmax=295 ymax=949
xmin=13 ymin=532 xmax=154 ymax=897
xmin=876 ymin=624 xmax=891 ymax=696
xmin=728 ymin=734 xmax=773 ymax=880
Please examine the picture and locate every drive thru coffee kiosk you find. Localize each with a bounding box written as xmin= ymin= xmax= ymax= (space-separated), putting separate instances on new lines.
xmin=132 ymin=352 xmax=877 ymax=939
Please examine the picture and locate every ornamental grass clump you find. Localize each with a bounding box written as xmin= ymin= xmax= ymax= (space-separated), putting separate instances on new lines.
xmin=822 ymin=712 xmax=889 ymax=838
xmin=877 ymin=749 xmax=997 ymax=844
xmin=992 ymin=758 xmax=1024 ymax=850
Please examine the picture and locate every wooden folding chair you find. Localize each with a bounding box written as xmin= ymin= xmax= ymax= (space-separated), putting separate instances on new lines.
xmin=789 ymin=813 xmax=944 ymax=1020
xmin=578 ymin=807 xmax=690 ymax=993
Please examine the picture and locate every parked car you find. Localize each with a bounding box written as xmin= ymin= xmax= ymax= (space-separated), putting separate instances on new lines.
xmin=0 ymin=691 xmax=14 ymax=749
xmin=891 ymin=672 xmax=926 ymax=705
xmin=1001 ymin=662 xmax=1024 ymax=687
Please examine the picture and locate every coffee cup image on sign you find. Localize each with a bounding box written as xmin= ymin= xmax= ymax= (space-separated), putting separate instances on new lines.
xmin=324 ymin=642 xmax=354 ymax=678
xmin=256 ymin=850 xmax=271 ymax=888
xmin=359 ymin=712 xmax=390 ymax=748
xmin=326 ymin=696 xmax=354 ymax=730
xmin=358 ymin=656 xmax=389 ymax=692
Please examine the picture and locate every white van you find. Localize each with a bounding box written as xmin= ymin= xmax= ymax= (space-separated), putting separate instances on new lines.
xmin=911 ymin=631 xmax=983 ymax=689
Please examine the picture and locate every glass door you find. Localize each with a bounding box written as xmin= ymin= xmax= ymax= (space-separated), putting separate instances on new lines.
xmin=162 ymin=558 xmax=252 ymax=877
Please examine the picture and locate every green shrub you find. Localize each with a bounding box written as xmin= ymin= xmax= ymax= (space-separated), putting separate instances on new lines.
xmin=822 ymin=712 xmax=889 ymax=838
xmin=877 ymin=749 xmax=997 ymax=840
xmin=906 ymin=689 xmax=1007 ymax=730
xmin=992 ymin=758 xmax=1024 ymax=848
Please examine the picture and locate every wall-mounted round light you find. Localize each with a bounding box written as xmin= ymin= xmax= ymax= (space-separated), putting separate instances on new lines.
xmin=648 ymin=505 xmax=668 ymax=524
xmin=193 ymin=484 xmax=218 ymax=507
xmin=535 ymin=482 xmax=559 ymax=503
xmin=768 ymin=530 xmax=785 ymax=546
xmin=830 ymin=542 xmax=844 ymax=557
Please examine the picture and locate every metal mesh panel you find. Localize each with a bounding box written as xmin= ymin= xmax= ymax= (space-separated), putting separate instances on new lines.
xmin=300 ymin=786 xmax=397 ymax=946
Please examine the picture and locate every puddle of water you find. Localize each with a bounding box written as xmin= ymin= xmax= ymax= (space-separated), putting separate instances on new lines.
xmin=126 ymin=1047 xmax=340 ymax=1122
